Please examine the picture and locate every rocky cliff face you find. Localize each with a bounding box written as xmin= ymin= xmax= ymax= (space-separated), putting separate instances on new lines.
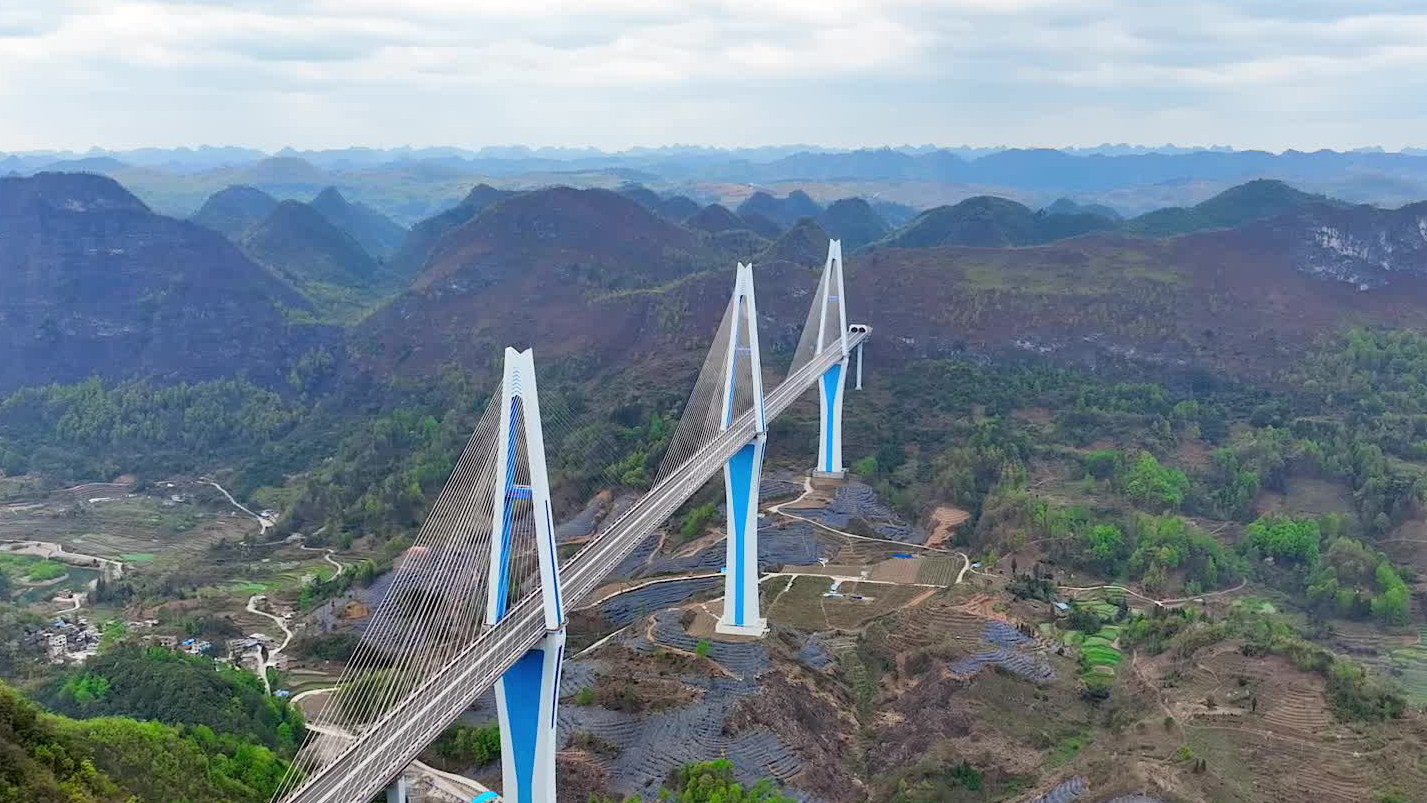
xmin=0 ymin=173 xmax=328 ymax=393
xmin=1289 ymin=202 xmax=1427 ymax=289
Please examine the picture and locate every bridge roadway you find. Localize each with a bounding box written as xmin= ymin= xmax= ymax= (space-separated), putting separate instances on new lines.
xmin=282 ymin=328 xmax=870 ymax=803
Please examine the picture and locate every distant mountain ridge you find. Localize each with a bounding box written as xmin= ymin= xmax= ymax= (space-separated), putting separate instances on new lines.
xmin=15 ymin=145 xmax=1427 ymax=228
xmin=870 ymin=180 xmax=1341 ymax=250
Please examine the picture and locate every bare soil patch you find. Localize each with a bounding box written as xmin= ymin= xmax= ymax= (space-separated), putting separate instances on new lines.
xmin=925 ymin=505 xmax=971 ymax=549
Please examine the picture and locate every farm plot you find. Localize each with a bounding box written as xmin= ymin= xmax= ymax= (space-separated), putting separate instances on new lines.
xmin=914 ymin=556 xmax=962 ymax=586
xmin=593 ymin=577 xmax=722 ymax=628
xmin=1388 ymin=627 xmax=1427 ymax=706
xmin=1185 ymin=729 xmax=1375 ymax=803
xmin=944 ymin=620 xmax=1055 ymax=683
xmin=766 ymin=576 xmax=925 ymax=632
xmin=877 ymin=596 xmax=986 ymax=652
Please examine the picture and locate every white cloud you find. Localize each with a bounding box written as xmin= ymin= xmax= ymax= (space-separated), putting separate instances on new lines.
xmin=0 ymin=0 xmax=1423 ymax=150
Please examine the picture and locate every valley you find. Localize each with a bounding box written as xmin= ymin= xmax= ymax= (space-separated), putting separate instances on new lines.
xmin=1 ymin=158 xmax=1426 ymax=803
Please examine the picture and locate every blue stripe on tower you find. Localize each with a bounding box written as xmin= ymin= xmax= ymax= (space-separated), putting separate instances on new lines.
xmin=822 ymin=363 xmax=842 ymax=472
xmin=503 ymin=647 xmax=545 ymax=803
xmin=495 ymin=399 xmax=523 ymax=620
xmin=727 ymin=442 xmax=757 ymax=625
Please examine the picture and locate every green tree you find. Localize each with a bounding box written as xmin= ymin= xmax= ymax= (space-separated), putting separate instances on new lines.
xmin=1243 ymin=515 xmax=1320 ymax=565
xmin=1122 ymin=452 xmax=1189 ymax=510
xmin=1084 ymin=524 xmax=1125 ymax=566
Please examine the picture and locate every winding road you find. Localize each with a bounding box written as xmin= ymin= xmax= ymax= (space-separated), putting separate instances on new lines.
xmin=299 ymin=542 xmax=345 ymax=580
xmin=206 ymin=480 xmax=274 ymax=535
xmin=247 ymin=594 xmax=295 ymax=695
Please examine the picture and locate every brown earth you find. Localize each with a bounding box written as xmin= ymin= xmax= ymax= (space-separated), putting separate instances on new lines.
xmin=925 ymin=505 xmax=971 ymax=548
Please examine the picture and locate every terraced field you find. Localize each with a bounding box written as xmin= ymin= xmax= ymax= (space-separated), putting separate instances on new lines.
xmin=766 ymin=576 xmax=927 ymax=631
xmin=878 ymin=594 xmax=988 ymax=652
xmin=555 ymin=611 xmax=811 ymax=799
xmin=1077 ymin=624 xmax=1125 ymax=675
xmin=0 ymin=497 xmax=248 ymax=566
xmin=592 ymin=577 xmax=723 ymax=628
xmin=1389 ymin=627 xmax=1427 ymax=705
xmin=946 ymin=621 xmax=1056 ymax=682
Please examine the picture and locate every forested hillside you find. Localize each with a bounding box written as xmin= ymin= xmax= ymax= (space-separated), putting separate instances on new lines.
xmin=0 ymin=679 xmax=290 ymax=803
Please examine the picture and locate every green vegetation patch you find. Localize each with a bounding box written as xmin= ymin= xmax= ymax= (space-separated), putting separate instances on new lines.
xmin=38 ymin=644 xmax=305 ymax=753
xmin=1047 ymin=727 xmax=1093 ymax=767
xmin=23 ymin=560 xmax=67 ymax=582
xmin=1079 ymin=644 xmax=1124 ymax=667
xmin=121 ymin=552 xmax=157 ymax=563
xmin=1388 ymin=630 xmax=1427 ymax=706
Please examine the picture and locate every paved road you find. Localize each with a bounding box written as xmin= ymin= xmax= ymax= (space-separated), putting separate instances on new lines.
xmin=207 ymin=480 xmax=274 ymax=535
xmin=299 ymin=542 xmax=344 ymax=579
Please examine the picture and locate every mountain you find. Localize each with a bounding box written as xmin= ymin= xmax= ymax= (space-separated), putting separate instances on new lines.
xmin=189 ymin=185 xmax=278 ymax=239
xmin=878 ymin=196 xmax=1115 ymax=249
xmin=685 ymin=203 xmax=746 ymax=234
xmin=739 ymin=212 xmax=783 ymax=240
xmin=0 ymin=173 xmax=323 ymax=394
xmin=616 ymin=184 xmax=701 ymax=223
xmin=1267 ymin=200 xmax=1427 ymax=289
xmin=40 ymin=156 xmax=128 ymax=173
xmin=736 ymin=190 xmax=822 ymax=229
xmin=239 ymin=200 xmax=386 ymax=311
xmin=1045 ymin=198 xmax=1122 ymax=220
xmin=1126 ymin=179 xmax=1328 ymax=236
xmin=353 ymin=187 xmax=721 ymax=375
xmin=759 ymin=218 xmax=831 ymax=267
xmin=389 ymin=183 xmax=517 ymax=278
xmin=869 ymin=199 xmax=920 ymax=228
xmin=309 ymin=187 xmax=408 ymax=260
xmin=659 ymin=195 xmax=702 ymax=222
xmin=817 ymin=198 xmax=889 ymax=250
xmin=233 ymin=156 xmax=329 ymax=186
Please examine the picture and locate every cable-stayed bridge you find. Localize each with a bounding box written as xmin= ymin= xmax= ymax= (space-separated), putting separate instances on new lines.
xmin=273 ymin=241 xmax=870 ymax=803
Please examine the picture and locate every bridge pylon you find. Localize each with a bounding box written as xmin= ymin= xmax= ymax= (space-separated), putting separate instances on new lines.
xmin=812 ymin=240 xmax=851 ymax=478
xmin=485 ymin=347 xmax=565 ymax=803
xmin=716 ymin=263 xmax=769 ymax=637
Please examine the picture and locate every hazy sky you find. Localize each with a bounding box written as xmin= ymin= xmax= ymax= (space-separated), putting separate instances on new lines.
xmin=2 ymin=0 xmax=1425 ymax=152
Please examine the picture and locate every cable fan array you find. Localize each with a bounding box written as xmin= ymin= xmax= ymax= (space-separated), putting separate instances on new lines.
xmin=656 ymin=285 xmax=759 ymax=486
